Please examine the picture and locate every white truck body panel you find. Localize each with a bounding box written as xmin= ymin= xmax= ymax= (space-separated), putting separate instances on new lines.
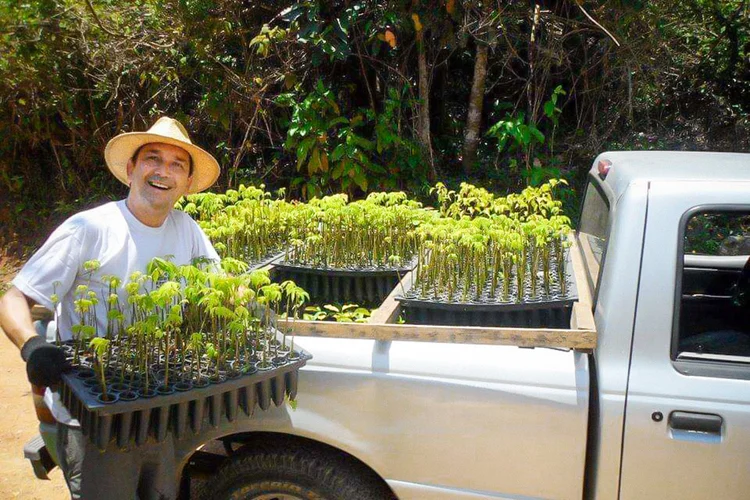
xmin=620 ymin=180 xmax=750 ymax=499
xmin=586 ymin=178 xmax=649 ymax=499
xmin=387 ymin=479 xmax=535 ymax=499
xmin=288 ymin=337 xmax=590 ymax=499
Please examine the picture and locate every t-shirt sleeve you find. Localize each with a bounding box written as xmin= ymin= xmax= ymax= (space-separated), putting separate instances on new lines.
xmin=12 ymin=219 xmax=84 ymax=310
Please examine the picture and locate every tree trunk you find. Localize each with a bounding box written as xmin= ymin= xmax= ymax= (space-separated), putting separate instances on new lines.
xmin=462 ymin=42 xmax=488 ymax=176
xmin=416 ymin=30 xmax=437 ymax=181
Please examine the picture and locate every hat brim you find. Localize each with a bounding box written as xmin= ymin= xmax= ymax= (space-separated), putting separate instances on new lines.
xmin=104 ymin=132 xmax=220 ymax=194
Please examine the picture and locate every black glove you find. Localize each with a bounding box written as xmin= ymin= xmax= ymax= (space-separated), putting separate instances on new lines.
xmin=21 ymin=336 xmax=69 ymax=387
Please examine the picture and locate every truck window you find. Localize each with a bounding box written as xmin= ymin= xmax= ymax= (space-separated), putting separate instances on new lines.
xmin=685 ymin=213 xmax=750 ymax=256
xmin=675 ymin=209 xmax=750 ymax=367
xmin=577 ymin=180 xmax=610 ymax=295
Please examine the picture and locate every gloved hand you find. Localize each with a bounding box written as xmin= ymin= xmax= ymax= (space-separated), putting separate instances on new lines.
xmin=21 ymin=336 xmax=69 ymax=387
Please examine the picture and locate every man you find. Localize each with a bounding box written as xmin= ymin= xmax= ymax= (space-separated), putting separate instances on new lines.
xmin=0 ymin=117 xmax=221 ymax=499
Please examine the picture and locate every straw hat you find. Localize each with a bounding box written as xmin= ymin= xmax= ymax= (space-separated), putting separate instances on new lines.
xmin=104 ymin=117 xmax=220 ymax=194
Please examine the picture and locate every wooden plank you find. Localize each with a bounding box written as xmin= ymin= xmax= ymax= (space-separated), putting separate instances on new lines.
xmin=368 ymin=269 xmax=414 ymax=324
xmin=577 ymin=232 xmax=600 ymax=303
xmin=568 ymin=236 xmax=596 ymax=332
xmin=289 ymin=320 xmax=596 ymax=350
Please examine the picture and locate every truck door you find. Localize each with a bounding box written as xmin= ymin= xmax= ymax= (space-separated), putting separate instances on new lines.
xmin=619 ymin=180 xmax=750 ymax=499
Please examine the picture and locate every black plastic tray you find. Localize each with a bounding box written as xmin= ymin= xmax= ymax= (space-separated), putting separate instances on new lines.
xmin=60 ymin=351 xmax=311 ymax=451
xmin=247 ymin=251 xmax=285 ymax=271
xmin=273 ymin=261 xmax=415 ymax=277
xmin=272 ymin=262 xmax=413 ymax=303
xmin=397 ymin=255 xmax=578 ymax=328
xmin=396 ymin=296 xmax=576 ymax=327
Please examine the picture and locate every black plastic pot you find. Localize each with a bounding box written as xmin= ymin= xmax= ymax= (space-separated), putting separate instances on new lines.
xmin=272 ymin=262 xmax=413 ymax=303
xmin=74 ymin=368 xmax=96 ymax=380
xmin=59 ymin=350 xmax=312 ymax=451
xmin=109 ymin=382 xmax=131 ymax=393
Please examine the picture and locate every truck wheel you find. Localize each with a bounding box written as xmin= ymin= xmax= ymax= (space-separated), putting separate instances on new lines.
xmin=200 ymin=440 xmax=394 ymax=500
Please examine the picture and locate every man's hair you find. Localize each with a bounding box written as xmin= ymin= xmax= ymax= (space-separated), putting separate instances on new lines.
xmin=131 ymin=144 xmax=194 ymax=176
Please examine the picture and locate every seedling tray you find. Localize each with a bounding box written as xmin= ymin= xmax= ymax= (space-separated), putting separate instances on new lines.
xmin=396 ymin=296 xmax=576 ymax=327
xmin=397 ymin=257 xmax=579 ymax=328
xmin=272 ymin=262 xmax=414 ymax=304
xmin=59 ymin=350 xmax=312 ymax=451
xmin=247 ymin=250 xmax=285 ymax=271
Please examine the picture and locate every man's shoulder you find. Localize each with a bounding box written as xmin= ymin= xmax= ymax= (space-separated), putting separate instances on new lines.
xmin=61 ymin=201 xmax=122 ymax=233
xmin=69 ymin=200 xmax=120 ymax=220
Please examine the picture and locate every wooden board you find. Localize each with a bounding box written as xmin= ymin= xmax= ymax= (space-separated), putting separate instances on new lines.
xmin=367 ymin=269 xmax=413 ymax=324
xmin=288 ymin=320 xmax=596 ymax=350
xmin=569 ymin=234 xmax=596 ymax=332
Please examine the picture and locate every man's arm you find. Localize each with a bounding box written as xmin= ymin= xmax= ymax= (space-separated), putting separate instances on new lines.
xmin=0 ymin=285 xmax=37 ymax=350
xmin=0 ymin=285 xmax=68 ymax=386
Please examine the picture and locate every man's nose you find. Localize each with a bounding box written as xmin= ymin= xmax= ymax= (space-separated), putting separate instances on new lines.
xmin=152 ymin=161 xmax=170 ymax=177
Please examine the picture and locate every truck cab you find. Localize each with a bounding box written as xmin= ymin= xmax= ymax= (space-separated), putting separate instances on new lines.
xmin=586 ymin=151 xmax=750 ymax=499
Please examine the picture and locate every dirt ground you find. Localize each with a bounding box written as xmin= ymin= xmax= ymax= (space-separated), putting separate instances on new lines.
xmin=0 ymin=334 xmax=69 ymax=499
xmin=0 ymin=254 xmax=69 ymax=499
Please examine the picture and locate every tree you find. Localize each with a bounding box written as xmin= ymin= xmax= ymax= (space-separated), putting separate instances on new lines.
xmin=461 ymin=1 xmax=502 ymax=175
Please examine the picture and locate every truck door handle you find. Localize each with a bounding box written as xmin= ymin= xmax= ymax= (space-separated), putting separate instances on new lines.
xmin=668 ymin=411 xmax=723 ymax=435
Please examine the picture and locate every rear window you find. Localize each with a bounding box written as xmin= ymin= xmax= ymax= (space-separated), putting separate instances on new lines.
xmin=577 ymin=180 xmax=610 ymax=293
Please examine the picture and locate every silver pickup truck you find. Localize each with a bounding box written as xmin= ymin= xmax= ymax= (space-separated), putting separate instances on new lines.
xmin=27 ymin=151 xmax=750 ymax=499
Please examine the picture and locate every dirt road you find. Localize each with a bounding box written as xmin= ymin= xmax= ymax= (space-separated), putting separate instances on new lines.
xmin=0 ymin=334 xmax=69 ymax=499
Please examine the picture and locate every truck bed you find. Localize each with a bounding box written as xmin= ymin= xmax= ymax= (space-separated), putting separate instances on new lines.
xmin=287 ymin=235 xmax=597 ymax=350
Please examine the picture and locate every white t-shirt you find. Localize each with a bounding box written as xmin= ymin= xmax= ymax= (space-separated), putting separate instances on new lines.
xmin=14 ymin=200 xmax=220 ymax=341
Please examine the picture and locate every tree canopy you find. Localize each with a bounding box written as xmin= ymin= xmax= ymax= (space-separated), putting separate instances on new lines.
xmin=1 ymin=0 xmax=748 ymax=249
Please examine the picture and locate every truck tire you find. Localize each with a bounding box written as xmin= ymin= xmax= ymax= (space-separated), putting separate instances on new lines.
xmin=200 ymin=439 xmax=394 ymax=500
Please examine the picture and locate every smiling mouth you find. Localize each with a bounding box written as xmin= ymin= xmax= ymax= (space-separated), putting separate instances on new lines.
xmin=147 ymin=179 xmax=171 ymax=191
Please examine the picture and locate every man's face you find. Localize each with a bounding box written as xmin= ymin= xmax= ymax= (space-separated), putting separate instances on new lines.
xmin=126 ymin=142 xmax=193 ymax=212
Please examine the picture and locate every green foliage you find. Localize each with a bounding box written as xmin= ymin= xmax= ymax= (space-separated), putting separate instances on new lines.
xmin=279 ymin=79 xmax=429 ymax=198
xmin=2 ymin=0 xmax=748 ymax=253
xmin=416 ymin=180 xmax=572 ymax=302
xmin=302 ymin=303 xmax=373 ymax=323
xmin=432 ymin=179 xmax=568 ymax=220
xmin=651 ymin=0 xmax=749 ymax=113
xmin=63 ymin=255 xmax=308 ymax=388
xmin=281 ymin=1 xmax=358 ymax=64
xmin=371 ymin=86 xmax=426 ymax=189
xmin=176 ymin=184 xmax=292 ymax=264
xmin=281 ymin=193 xmax=435 ymax=270
xmin=250 ymin=25 xmax=290 ymax=57
xmin=486 ymin=87 xmax=567 ymax=176
xmin=486 ymin=110 xmax=545 ymax=156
